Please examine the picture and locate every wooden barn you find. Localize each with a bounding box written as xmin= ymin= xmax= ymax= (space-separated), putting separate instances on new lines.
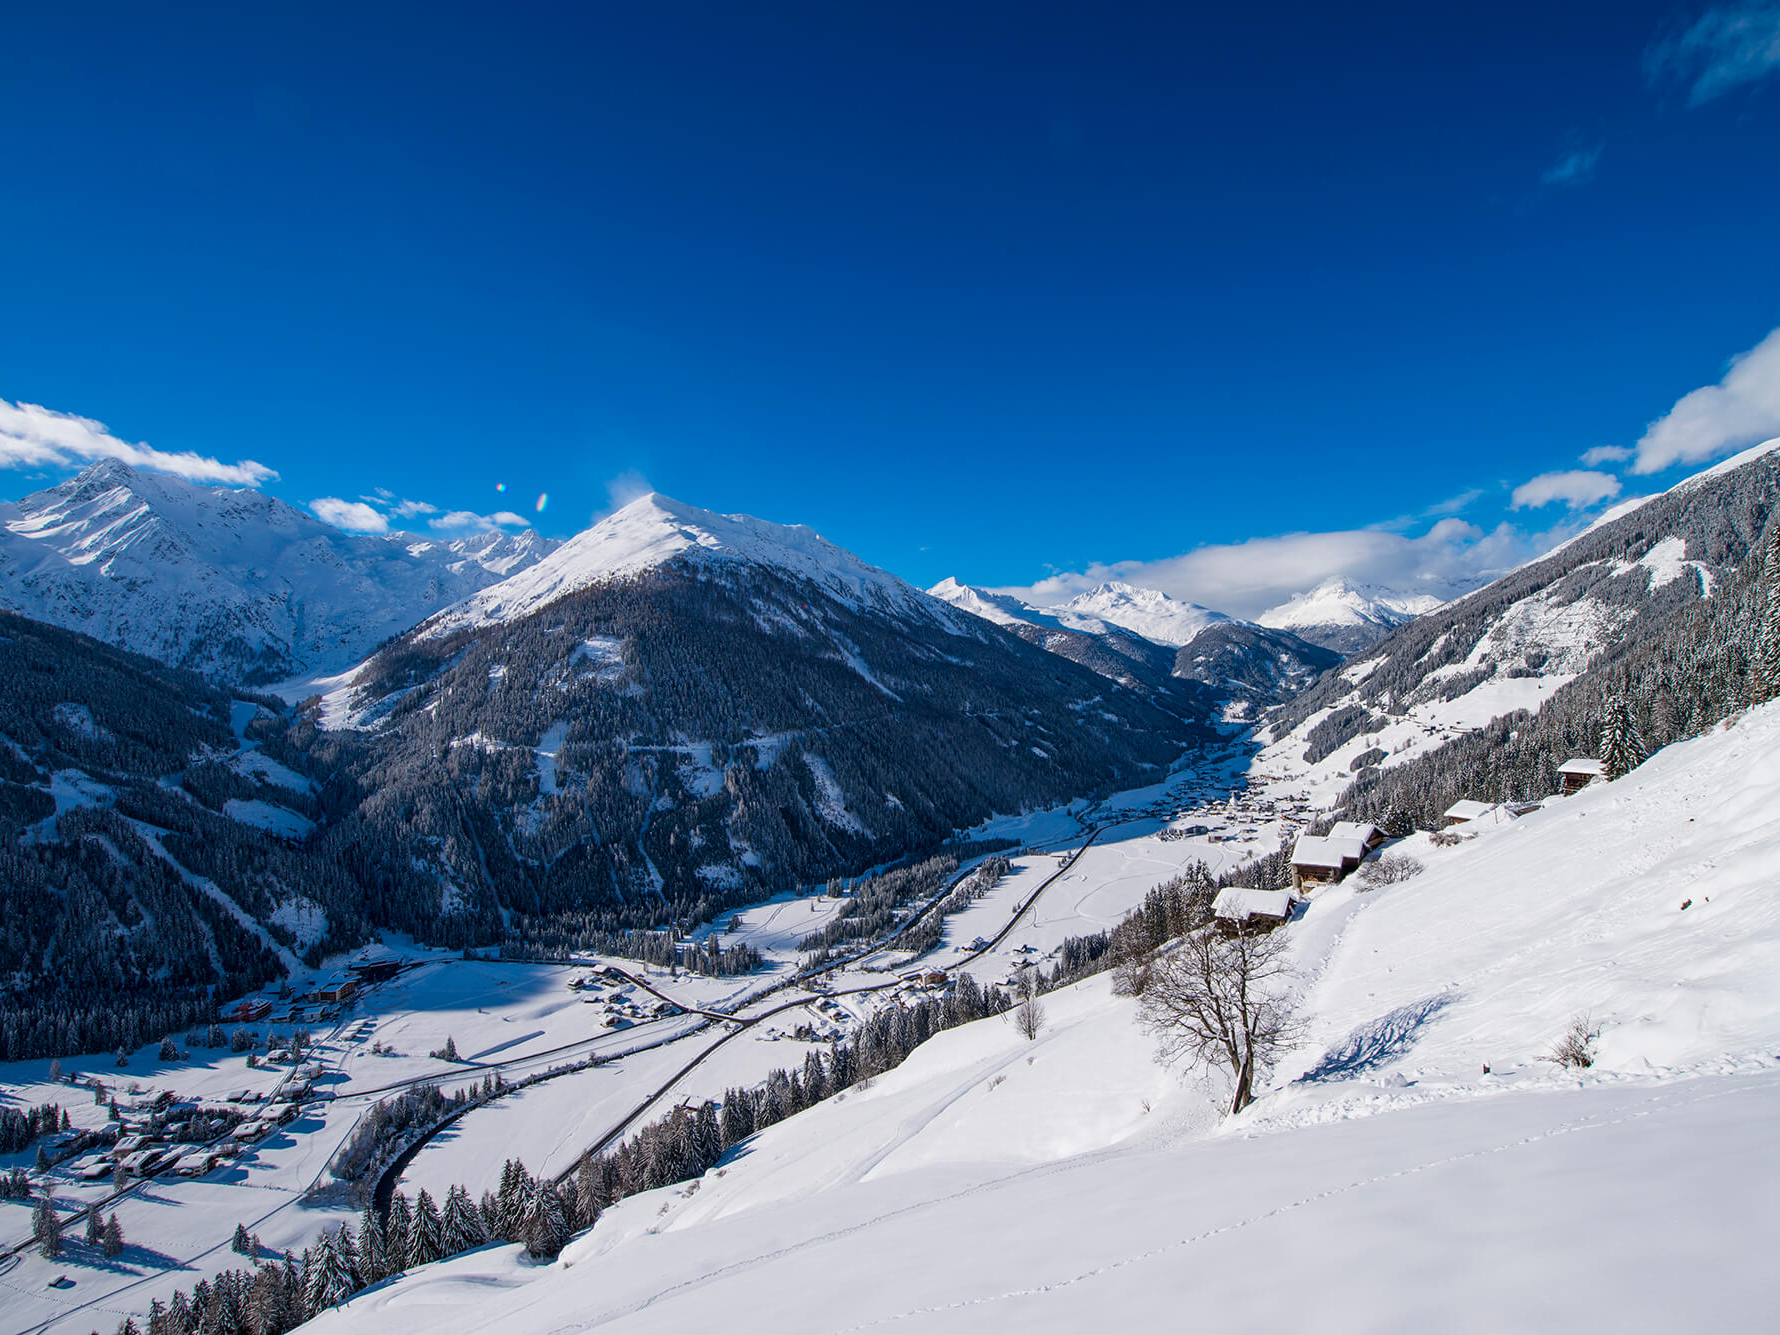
xmin=1558 ymin=757 xmax=1606 ymax=794
xmin=1212 ymin=886 xmax=1297 ymax=932
xmin=1290 ymin=833 xmax=1370 ymax=890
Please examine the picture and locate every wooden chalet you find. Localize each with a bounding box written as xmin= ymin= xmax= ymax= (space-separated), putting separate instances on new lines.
xmin=1327 ymin=820 xmax=1388 ymax=851
xmin=1558 ymin=758 xmax=1606 ymax=795
xmin=1443 ymin=799 xmax=1494 ymax=827
xmin=1211 ymin=887 xmax=1297 ymax=932
xmin=1290 ymin=833 xmax=1370 ymax=890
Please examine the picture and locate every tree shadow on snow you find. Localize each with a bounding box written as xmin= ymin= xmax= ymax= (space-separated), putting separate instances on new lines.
xmin=1296 ymin=993 xmax=1458 ymax=1084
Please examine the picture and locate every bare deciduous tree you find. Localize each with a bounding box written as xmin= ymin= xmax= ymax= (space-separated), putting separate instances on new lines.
xmin=1137 ymin=926 xmax=1298 ymax=1113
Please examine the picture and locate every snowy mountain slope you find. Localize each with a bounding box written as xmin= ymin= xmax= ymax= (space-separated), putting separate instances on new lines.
xmin=0 ymin=460 xmax=556 ymax=684
xmin=311 ymin=700 xmax=1780 ymax=1334
xmin=930 ymin=576 xmax=1335 ymax=705
xmin=1257 ymin=575 xmax=1449 ymax=653
xmin=1256 ymin=440 xmax=1780 ymax=816
xmin=0 ymin=610 xmax=369 ymax=1040
xmin=423 ymin=493 xmax=955 ymax=639
xmin=313 ymin=501 xmax=1210 ymax=934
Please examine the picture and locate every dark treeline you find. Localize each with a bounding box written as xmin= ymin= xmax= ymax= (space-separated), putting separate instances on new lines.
xmin=898 ymin=855 xmax=1013 ymax=957
xmin=501 ymin=921 xmax=763 ymax=976
xmin=796 ymin=846 xmax=1013 ymax=963
xmin=0 ymin=1102 xmax=64 ymax=1155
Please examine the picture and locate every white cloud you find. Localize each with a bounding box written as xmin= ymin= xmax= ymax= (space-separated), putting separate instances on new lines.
xmin=605 ymin=468 xmax=654 ymax=512
xmin=1646 ymin=4 xmax=1780 ymax=104
xmin=1580 ymin=444 xmax=1633 ymax=466
xmin=1540 ymin=145 xmax=1602 ymax=185
xmin=392 ymin=498 xmax=438 ymax=518
xmin=310 ymin=498 xmax=390 ymax=533
xmin=1510 ymin=469 xmax=1623 ymax=510
xmin=429 ymin=509 xmax=529 ymax=535
xmin=1633 ymin=325 xmax=1780 ymax=473
xmin=995 ymin=516 xmax=1562 ymax=621
xmin=0 ymin=399 xmax=277 ymax=487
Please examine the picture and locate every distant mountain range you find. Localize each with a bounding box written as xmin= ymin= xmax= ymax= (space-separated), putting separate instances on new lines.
xmin=2 ymin=443 xmax=1775 ymax=1040
xmin=928 ymin=577 xmax=1339 ymax=706
xmin=0 ymin=459 xmax=556 ymax=685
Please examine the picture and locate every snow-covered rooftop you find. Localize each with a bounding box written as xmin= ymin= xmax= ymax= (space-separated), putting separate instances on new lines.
xmin=1559 ymin=758 xmax=1607 ymax=776
xmin=1292 ymin=834 xmax=1368 ymax=867
xmin=1212 ymin=886 xmax=1295 ymax=921
xmin=1444 ymin=799 xmax=1495 ymax=821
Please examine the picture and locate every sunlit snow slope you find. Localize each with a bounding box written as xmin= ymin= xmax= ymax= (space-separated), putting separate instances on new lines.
xmin=311 ymin=700 xmax=1780 ymax=1334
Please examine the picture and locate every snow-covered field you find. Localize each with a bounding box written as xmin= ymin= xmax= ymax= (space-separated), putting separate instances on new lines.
xmin=303 ymin=699 xmax=1780 ymax=1334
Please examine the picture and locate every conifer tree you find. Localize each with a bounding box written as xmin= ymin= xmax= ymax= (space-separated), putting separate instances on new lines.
xmin=407 ymin=1188 xmax=444 ymax=1268
xmin=441 ymin=1183 xmax=488 ymax=1254
xmin=356 ymin=1204 xmax=387 ymax=1284
xmin=521 ymin=1177 xmax=568 ymax=1258
xmin=103 ymin=1212 xmax=125 ymax=1258
xmin=302 ymin=1230 xmax=354 ymax=1316
xmin=383 ymin=1192 xmax=411 ymax=1271
xmin=33 ymin=1198 xmax=60 ymax=1258
xmin=335 ymin=1220 xmax=362 ymax=1289
xmin=1599 ymin=693 xmax=1647 ymax=779
xmin=86 ymin=1205 xmax=104 ymax=1247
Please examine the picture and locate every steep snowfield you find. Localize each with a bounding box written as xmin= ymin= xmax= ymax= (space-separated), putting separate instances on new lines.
xmin=0 ymin=459 xmax=555 ymax=684
xmin=422 ymin=493 xmax=956 ymax=637
xmin=310 ymin=701 xmax=1780 ymax=1334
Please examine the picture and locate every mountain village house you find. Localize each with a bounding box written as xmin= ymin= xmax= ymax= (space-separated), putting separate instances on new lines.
xmin=1559 ymin=757 xmax=1606 ymax=794
xmin=1443 ymin=800 xmax=1495 ymax=827
xmin=1212 ymin=886 xmax=1296 ymax=932
xmin=1289 ymin=821 xmax=1386 ymax=891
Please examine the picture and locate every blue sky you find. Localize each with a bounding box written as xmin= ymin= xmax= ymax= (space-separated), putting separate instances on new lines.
xmin=3 ymin=2 xmax=1780 ymax=615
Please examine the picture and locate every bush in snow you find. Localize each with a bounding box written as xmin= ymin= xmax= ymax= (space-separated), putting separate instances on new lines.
xmin=1545 ymin=1014 xmax=1601 ymax=1070
xmin=1357 ymin=854 xmax=1424 ymax=890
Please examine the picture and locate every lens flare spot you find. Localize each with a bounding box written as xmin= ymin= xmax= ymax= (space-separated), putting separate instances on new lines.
xmin=495 ymin=482 xmax=506 ymax=493
xmin=535 ymin=492 xmax=549 ymax=513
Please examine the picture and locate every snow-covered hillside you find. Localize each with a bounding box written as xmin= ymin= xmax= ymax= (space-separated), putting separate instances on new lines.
xmin=1255 ymin=438 xmax=1780 ymax=817
xmin=423 ymin=493 xmax=959 ymax=638
xmin=1257 ymin=575 xmax=1449 ymax=653
xmin=307 ymin=699 xmax=1780 ymax=1335
xmin=0 ymin=460 xmax=555 ymax=685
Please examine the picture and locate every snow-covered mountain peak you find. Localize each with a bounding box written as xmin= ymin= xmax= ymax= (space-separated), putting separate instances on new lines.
xmin=422 ymin=492 xmax=945 ymax=637
xmin=926 ymin=577 xmax=1055 ymax=630
xmin=1054 ymin=580 xmax=1230 ymax=647
xmin=1258 ymin=576 xmax=1444 ymax=631
xmin=930 ymin=577 xmax=1231 ymax=647
xmin=0 ymin=460 xmax=559 ymax=684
